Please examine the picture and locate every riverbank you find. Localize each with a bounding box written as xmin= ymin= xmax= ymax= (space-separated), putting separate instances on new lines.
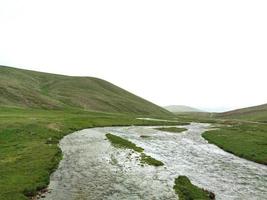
xmin=202 ymin=122 xmax=267 ymax=165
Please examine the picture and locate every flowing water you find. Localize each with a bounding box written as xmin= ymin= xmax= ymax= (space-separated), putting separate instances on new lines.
xmin=44 ymin=123 xmax=267 ymax=200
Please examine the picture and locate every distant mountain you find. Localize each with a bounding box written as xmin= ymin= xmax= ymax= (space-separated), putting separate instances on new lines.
xmin=164 ymin=105 xmax=202 ymax=113
xmin=0 ymin=66 xmax=172 ymax=117
xmin=217 ymin=103 xmax=267 ymax=122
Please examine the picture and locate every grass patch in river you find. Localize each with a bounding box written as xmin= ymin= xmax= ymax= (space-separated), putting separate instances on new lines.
xmin=173 ymin=176 xmax=215 ymax=200
xmin=106 ymin=133 xmax=164 ymax=166
xmin=156 ymin=127 xmax=187 ymax=133
xmin=140 ymin=135 xmax=151 ymax=138
xmin=140 ymin=153 xmax=164 ymax=166
xmin=106 ymin=133 xmax=144 ymax=152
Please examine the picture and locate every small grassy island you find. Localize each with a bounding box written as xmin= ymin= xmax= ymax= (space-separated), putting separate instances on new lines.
xmin=140 ymin=153 xmax=164 ymax=166
xmin=106 ymin=133 xmax=144 ymax=152
xmin=156 ymin=127 xmax=187 ymax=133
xmin=173 ymin=176 xmax=215 ymax=200
xmin=106 ymin=133 xmax=164 ymax=166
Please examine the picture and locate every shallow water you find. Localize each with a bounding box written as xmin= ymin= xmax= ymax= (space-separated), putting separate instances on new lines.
xmin=44 ymin=123 xmax=267 ymax=200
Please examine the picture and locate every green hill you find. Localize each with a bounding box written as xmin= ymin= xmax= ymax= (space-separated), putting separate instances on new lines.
xmin=164 ymin=105 xmax=202 ymax=113
xmin=0 ymin=66 xmax=171 ymax=117
xmin=217 ymin=103 xmax=267 ymax=122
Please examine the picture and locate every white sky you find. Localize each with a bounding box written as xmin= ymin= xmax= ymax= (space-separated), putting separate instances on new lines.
xmin=0 ymin=0 xmax=267 ymax=112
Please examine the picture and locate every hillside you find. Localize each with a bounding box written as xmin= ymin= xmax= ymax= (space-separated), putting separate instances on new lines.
xmin=164 ymin=105 xmax=201 ymax=113
xmin=217 ymin=103 xmax=267 ymax=122
xmin=0 ymin=66 xmax=172 ymax=116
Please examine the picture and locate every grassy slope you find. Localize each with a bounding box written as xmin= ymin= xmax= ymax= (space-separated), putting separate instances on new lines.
xmin=0 ymin=66 xmax=172 ymax=117
xmin=173 ymin=176 xmax=215 ymax=200
xmin=0 ymin=107 xmax=180 ymax=200
xmin=217 ymin=103 xmax=267 ymax=122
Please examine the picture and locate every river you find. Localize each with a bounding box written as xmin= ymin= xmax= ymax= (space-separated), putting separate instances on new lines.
xmin=44 ymin=123 xmax=267 ymax=200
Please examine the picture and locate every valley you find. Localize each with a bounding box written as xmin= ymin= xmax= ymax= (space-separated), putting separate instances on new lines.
xmin=1 ymin=66 xmax=267 ymax=200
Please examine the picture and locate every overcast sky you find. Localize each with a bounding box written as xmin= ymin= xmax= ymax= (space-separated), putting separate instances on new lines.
xmin=0 ymin=1 xmax=267 ymax=112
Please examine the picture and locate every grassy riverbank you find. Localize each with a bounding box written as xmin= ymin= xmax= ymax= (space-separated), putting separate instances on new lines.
xmin=176 ymin=112 xmax=267 ymax=165
xmin=0 ymin=107 xmax=180 ymax=200
xmin=203 ymin=123 xmax=267 ymax=165
xmin=173 ymin=176 xmax=215 ymax=200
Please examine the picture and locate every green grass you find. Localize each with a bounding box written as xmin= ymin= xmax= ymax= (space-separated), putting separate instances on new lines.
xmin=202 ymin=123 xmax=267 ymax=165
xmin=106 ymin=133 xmax=144 ymax=152
xmin=0 ymin=107 xmax=182 ymax=200
xmin=174 ymin=112 xmax=218 ymax=124
xmin=156 ymin=127 xmax=187 ymax=133
xmin=173 ymin=176 xmax=215 ymax=200
xmin=106 ymin=133 xmax=164 ymax=166
xmin=140 ymin=153 xmax=164 ymax=166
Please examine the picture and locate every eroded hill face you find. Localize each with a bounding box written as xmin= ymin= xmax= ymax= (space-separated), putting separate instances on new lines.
xmin=0 ymin=66 xmax=172 ymax=116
